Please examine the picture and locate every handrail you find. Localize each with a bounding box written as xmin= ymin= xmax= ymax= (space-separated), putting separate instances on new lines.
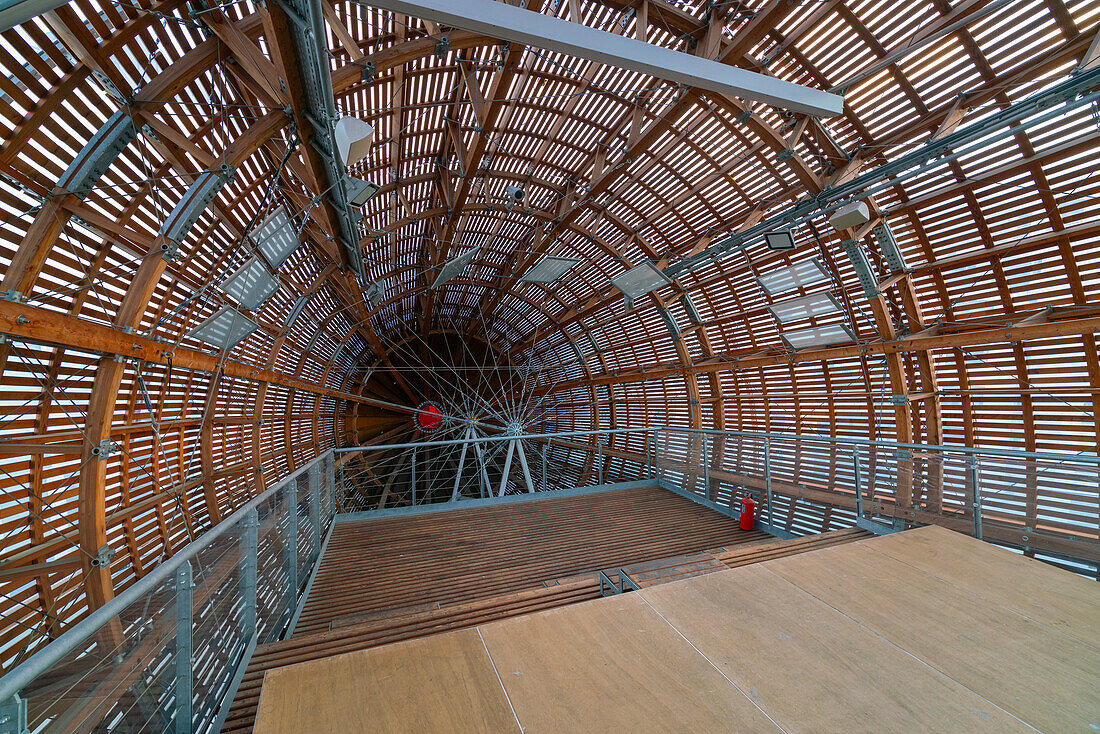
xmin=0 ymin=449 xmax=333 ymax=704
xmin=659 ymin=426 xmax=1100 ymax=465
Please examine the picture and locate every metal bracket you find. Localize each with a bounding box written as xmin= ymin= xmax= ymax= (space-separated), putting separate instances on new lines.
xmin=0 ymin=694 xmax=27 ymax=734
xmin=91 ymin=544 xmax=116 ymax=568
xmin=2 ymin=290 xmax=22 ymax=303
xmin=90 ymin=439 xmax=118 ymax=459
xmin=434 ymin=36 xmax=449 ymax=59
xmin=888 ymin=394 xmax=908 ymax=405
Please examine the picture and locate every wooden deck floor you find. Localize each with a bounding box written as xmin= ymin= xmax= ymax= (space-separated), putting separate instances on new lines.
xmin=292 ymin=485 xmax=771 ymax=635
xmin=255 ymin=525 xmax=1100 ymax=733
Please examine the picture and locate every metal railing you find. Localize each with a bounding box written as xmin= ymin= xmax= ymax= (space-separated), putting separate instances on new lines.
xmin=0 ymin=450 xmax=337 ymax=734
xmin=651 ymin=428 xmax=1100 ymax=573
xmin=4 ymin=425 xmax=1097 ymax=732
xmin=337 ymin=426 xmax=1100 ymax=572
xmin=334 ymin=428 xmax=661 ymax=512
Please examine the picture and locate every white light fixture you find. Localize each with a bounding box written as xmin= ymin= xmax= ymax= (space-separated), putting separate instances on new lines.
xmin=432 ymin=248 xmax=479 ymax=288
xmin=346 ymin=177 xmax=381 ymax=207
xmin=187 ymin=307 xmax=258 ymax=350
xmin=757 ymin=259 xmax=831 ymax=296
xmin=611 ymin=262 xmax=673 ymax=310
xmin=780 ymin=323 xmax=855 ymax=350
xmin=873 ymin=222 xmax=908 ymax=272
xmin=221 ymin=259 xmax=279 ymax=310
xmin=521 ymin=256 xmax=579 ymax=284
xmin=334 ymin=116 xmax=375 ymax=167
xmin=764 ymin=230 xmax=796 ymax=251
xmin=767 ymin=292 xmax=843 ymax=324
xmin=250 ymin=206 xmax=298 ymax=268
xmin=829 ymin=200 xmax=870 ymax=231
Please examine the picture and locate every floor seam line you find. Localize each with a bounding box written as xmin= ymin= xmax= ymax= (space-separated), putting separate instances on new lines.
xmin=636 ymin=590 xmax=790 ymax=734
xmin=860 ymin=542 xmax=1100 ymax=653
xmin=756 ymin=563 xmax=1043 ymax=733
xmin=477 ymin=626 xmax=525 ymax=734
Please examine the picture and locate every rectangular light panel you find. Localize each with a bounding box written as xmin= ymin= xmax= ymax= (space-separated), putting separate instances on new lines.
xmin=432 ymin=248 xmax=479 ymax=288
xmin=221 ymin=258 xmax=279 ymax=311
xmin=757 ymin=259 xmax=831 ymax=297
xmin=780 ymin=323 xmax=855 ymax=350
xmin=251 ymin=206 xmax=298 ymax=268
xmin=522 ymin=256 xmax=580 ymax=284
xmin=187 ymin=307 xmax=258 ymax=350
xmin=767 ymin=292 xmax=843 ymax=324
xmin=612 ymin=262 xmax=673 ymax=300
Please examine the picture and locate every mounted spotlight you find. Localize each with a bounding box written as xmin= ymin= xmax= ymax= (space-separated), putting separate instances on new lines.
xmin=346 ymin=176 xmax=381 ymax=207
xmin=763 ymin=230 xmax=796 ymax=251
xmin=504 ymin=184 xmax=524 ymax=211
xmin=334 ymin=116 xmax=374 ymax=167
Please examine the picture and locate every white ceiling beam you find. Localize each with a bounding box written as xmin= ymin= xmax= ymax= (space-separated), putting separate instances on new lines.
xmin=359 ymin=0 xmax=845 ymax=117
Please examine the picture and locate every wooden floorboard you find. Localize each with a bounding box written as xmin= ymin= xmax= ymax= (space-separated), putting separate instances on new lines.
xmin=294 ymin=485 xmax=768 ymax=635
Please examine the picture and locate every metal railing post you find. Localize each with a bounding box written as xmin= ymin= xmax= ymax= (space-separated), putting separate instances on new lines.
xmin=764 ymin=437 xmax=773 ymax=526
xmin=308 ymin=464 xmax=322 ymax=564
xmin=646 ymin=431 xmax=653 ymax=479
xmin=174 ymin=561 xmax=193 ymax=734
xmin=0 ymin=695 xmax=27 ymax=734
xmin=282 ymin=481 xmax=298 ymax=621
xmin=541 ymin=445 xmax=548 ymax=491
xmin=336 ymin=455 xmax=345 ymax=514
xmin=411 ymin=448 xmax=417 ymax=506
xmin=701 ymin=433 xmax=710 ymax=498
xmin=596 ymin=438 xmax=605 ymax=485
xmin=241 ymin=509 xmax=257 ymax=641
xmin=853 ymin=446 xmax=863 ymax=520
xmin=969 ymin=456 xmax=983 ymax=540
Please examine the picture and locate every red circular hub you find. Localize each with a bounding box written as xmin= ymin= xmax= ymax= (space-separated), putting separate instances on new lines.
xmin=414 ymin=402 xmax=443 ymax=432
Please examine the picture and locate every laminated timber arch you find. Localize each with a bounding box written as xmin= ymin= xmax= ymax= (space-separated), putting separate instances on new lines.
xmin=0 ymin=0 xmax=1099 ymax=671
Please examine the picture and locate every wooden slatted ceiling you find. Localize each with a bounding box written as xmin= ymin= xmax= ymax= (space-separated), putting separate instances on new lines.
xmin=294 ymin=486 xmax=769 ymax=635
xmin=0 ymin=0 xmax=1096 ymax=671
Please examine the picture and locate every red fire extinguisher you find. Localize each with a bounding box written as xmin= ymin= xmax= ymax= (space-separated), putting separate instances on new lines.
xmin=739 ymin=496 xmax=755 ymax=530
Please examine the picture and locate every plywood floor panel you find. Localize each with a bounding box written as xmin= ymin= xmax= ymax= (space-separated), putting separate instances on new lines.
xmin=765 ymin=542 xmax=1100 ymax=733
xmin=857 ymin=525 xmax=1100 ymax=648
xmin=252 ymin=628 xmax=519 ymax=734
xmin=639 ymin=564 xmax=1034 ymax=733
xmin=476 ymin=594 xmax=781 ymax=734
